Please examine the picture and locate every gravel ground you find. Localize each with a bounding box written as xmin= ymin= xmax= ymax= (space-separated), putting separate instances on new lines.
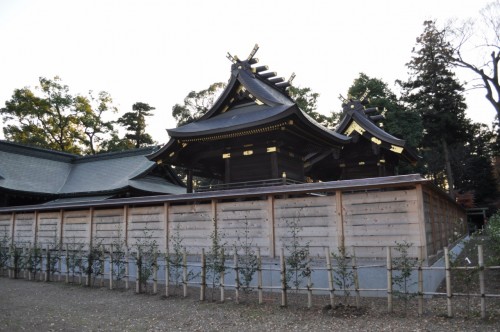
xmin=0 ymin=277 xmax=499 ymax=332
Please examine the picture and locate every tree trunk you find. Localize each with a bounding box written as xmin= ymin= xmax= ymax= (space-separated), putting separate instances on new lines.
xmin=442 ymin=139 xmax=455 ymax=199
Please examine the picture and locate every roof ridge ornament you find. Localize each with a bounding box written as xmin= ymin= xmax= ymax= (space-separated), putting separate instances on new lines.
xmin=359 ymin=88 xmax=370 ymax=102
xmin=247 ymin=44 xmax=259 ymax=61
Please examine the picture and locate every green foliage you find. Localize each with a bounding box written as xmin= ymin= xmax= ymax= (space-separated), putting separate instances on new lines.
xmin=331 ymin=248 xmax=355 ymax=305
xmin=1 ymin=77 xmax=118 ymax=155
xmin=234 ymin=218 xmax=258 ymax=293
xmin=74 ymin=91 xmax=116 ymax=155
xmin=83 ymin=239 xmax=105 ymax=287
xmin=110 ymin=236 xmax=128 ymax=282
xmin=0 ymin=234 xmax=10 ymax=271
xmin=392 ymin=241 xmax=418 ymax=313
xmin=348 ymin=73 xmax=423 ymax=149
xmin=206 ymin=223 xmax=227 ymax=301
xmin=485 ymin=212 xmax=500 ymax=265
xmin=133 ymin=229 xmax=159 ymax=293
xmin=167 ymin=224 xmax=198 ymax=292
xmin=283 ymin=217 xmax=312 ymax=291
xmin=172 ymin=82 xmax=225 ymax=126
xmin=26 ymin=244 xmax=42 ymax=278
xmin=116 ymin=102 xmax=155 ymax=149
xmin=400 ymin=20 xmax=471 ymax=192
xmin=66 ymin=241 xmax=85 ymax=282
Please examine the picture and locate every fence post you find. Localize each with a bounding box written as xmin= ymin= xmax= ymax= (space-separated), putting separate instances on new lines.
xmin=65 ymin=244 xmax=70 ymax=283
xmin=124 ymin=248 xmax=129 ymax=290
xmin=233 ymin=249 xmax=239 ymax=304
xmin=352 ymin=251 xmax=360 ymax=309
xmin=183 ymin=250 xmax=188 ymax=298
xmin=478 ymin=245 xmax=486 ymax=319
xmin=307 ymin=260 xmax=312 ymax=309
xmin=386 ymin=246 xmax=393 ymax=313
xmin=280 ymin=247 xmax=287 ymax=307
xmin=58 ymin=245 xmax=62 ymax=281
xmin=200 ymin=248 xmax=206 ymax=301
xmin=23 ymin=247 xmax=27 ymax=279
xmin=325 ymin=247 xmax=334 ymax=307
xmin=153 ymin=250 xmax=158 ymax=295
xmin=136 ymin=249 xmax=141 ymax=294
xmin=165 ymin=252 xmax=170 ymax=297
xmin=109 ymin=244 xmax=114 ymax=290
xmin=257 ymin=248 xmax=263 ymax=305
xmin=100 ymin=245 xmax=105 ymax=287
xmin=45 ymin=244 xmax=50 ymax=282
xmin=28 ymin=243 xmax=32 ymax=281
xmin=220 ymin=248 xmax=226 ymax=303
xmin=418 ymin=246 xmax=424 ymax=316
xmin=444 ymin=247 xmax=453 ymax=318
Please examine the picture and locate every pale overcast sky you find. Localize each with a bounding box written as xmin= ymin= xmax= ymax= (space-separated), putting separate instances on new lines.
xmin=0 ymin=0 xmax=495 ymax=144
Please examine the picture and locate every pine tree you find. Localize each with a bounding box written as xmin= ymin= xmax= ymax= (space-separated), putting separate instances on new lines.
xmin=116 ymin=102 xmax=155 ymax=148
xmin=400 ymin=21 xmax=470 ymax=194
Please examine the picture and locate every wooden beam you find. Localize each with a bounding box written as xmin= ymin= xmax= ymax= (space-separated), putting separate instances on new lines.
xmin=89 ymin=207 xmax=94 ymax=247
xmin=164 ymin=202 xmax=169 ymax=253
xmin=335 ymin=190 xmax=345 ymax=251
xmin=33 ymin=211 xmax=38 ymax=247
xmin=123 ymin=205 xmax=129 ymax=247
xmin=267 ymin=195 xmax=275 ymax=258
xmin=415 ymin=184 xmax=428 ymax=260
xmin=10 ymin=212 xmax=15 ymax=246
xmin=58 ymin=209 xmax=64 ymax=246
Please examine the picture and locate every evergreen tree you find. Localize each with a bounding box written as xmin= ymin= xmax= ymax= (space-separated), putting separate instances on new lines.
xmin=347 ymin=73 xmax=423 ymax=149
xmin=116 ymin=102 xmax=155 ymax=148
xmin=400 ymin=21 xmax=470 ymax=194
xmin=172 ymin=83 xmax=225 ymax=126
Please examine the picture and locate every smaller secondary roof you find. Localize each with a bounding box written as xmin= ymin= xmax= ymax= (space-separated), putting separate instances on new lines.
xmin=335 ymin=99 xmax=419 ymax=162
xmin=0 ymin=141 xmax=185 ymax=197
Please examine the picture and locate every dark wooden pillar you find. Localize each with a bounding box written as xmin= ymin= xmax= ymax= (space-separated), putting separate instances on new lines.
xmin=187 ymin=170 xmax=193 ymax=193
xmin=224 ymin=158 xmax=231 ymax=183
xmin=270 ymin=153 xmax=279 ymax=179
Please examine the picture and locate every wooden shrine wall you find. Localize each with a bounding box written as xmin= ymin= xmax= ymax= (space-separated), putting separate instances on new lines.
xmin=0 ymin=182 xmax=466 ymax=261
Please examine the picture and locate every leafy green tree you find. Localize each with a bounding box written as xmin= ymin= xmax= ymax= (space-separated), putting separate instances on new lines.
xmin=399 ymin=21 xmax=470 ymax=193
xmin=1 ymin=77 xmax=119 ymax=155
xmin=74 ymin=91 xmax=116 ymax=155
xmin=347 ymin=73 xmax=423 ymax=148
xmin=1 ymin=77 xmax=83 ymax=154
xmin=116 ymin=102 xmax=155 ymax=148
xmin=172 ymin=82 xmax=225 ymax=126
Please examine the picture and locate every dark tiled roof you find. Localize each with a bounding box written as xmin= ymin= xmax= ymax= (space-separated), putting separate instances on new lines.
xmin=0 ymin=141 xmax=185 ymax=196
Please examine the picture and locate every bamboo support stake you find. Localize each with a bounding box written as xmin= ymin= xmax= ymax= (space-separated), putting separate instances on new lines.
xmin=200 ymin=249 xmax=206 ymax=301
xmin=165 ymin=252 xmax=170 ymax=297
xmin=124 ymin=249 xmax=129 ymax=290
xmin=280 ymin=248 xmax=287 ymax=307
xmin=183 ymin=250 xmax=188 ymax=298
xmin=58 ymin=245 xmax=62 ymax=281
xmin=257 ymin=248 xmax=263 ymax=304
xmin=136 ymin=250 xmax=141 ymax=294
xmin=45 ymin=244 xmax=50 ymax=282
xmin=444 ymin=247 xmax=453 ymax=318
xmin=325 ymin=247 xmax=335 ymax=307
xmin=100 ymin=245 xmax=105 ymax=287
xmin=153 ymin=250 xmax=158 ymax=295
xmin=220 ymin=248 xmax=225 ymax=303
xmin=386 ymin=246 xmax=393 ymax=313
xmin=22 ymin=247 xmax=27 ymax=279
xmin=418 ymin=246 xmax=424 ymax=316
xmin=65 ymin=244 xmax=69 ymax=283
xmin=109 ymin=244 xmax=114 ymax=290
xmin=234 ymin=249 xmax=239 ymax=304
xmin=307 ymin=260 xmax=312 ymax=309
xmin=352 ymin=253 xmax=360 ymax=309
xmin=478 ymin=245 xmax=486 ymax=319
xmin=78 ymin=247 xmax=83 ymax=285
xmin=28 ymin=243 xmax=33 ymax=281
